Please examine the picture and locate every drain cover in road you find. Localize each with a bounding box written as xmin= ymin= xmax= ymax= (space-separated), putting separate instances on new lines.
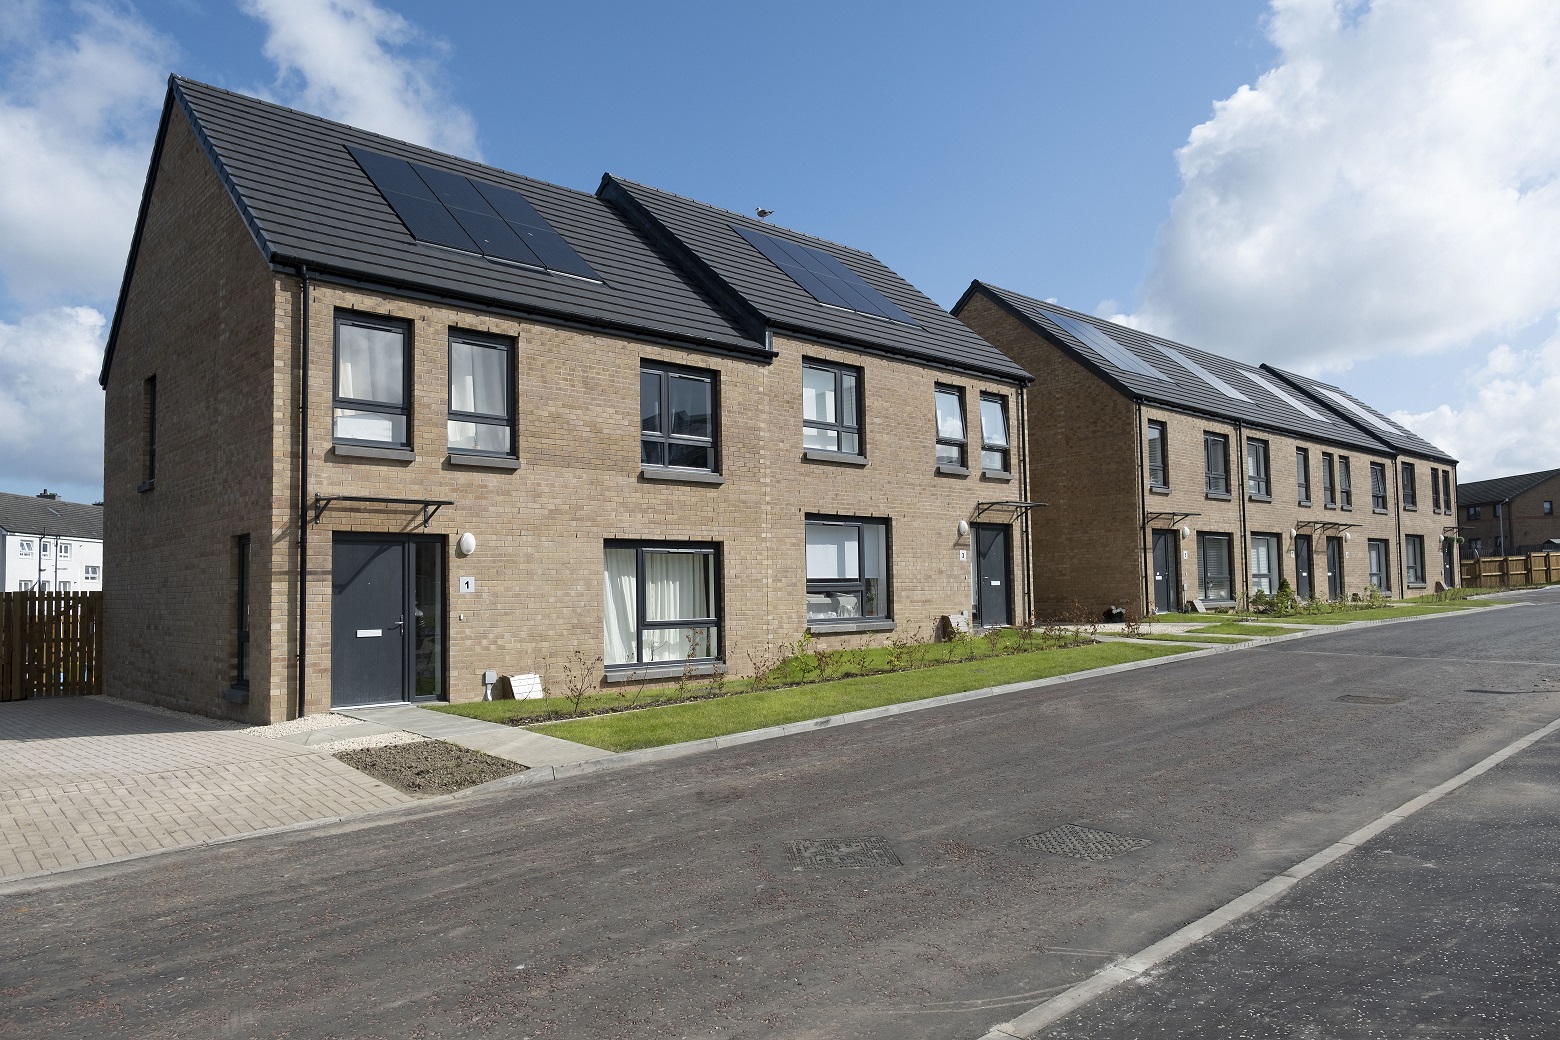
xmin=1018 ymin=824 xmax=1152 ymax=861
xmin=786 ymin=837 xmax=901 ymax=869
xmin=1337 ymin=694 xmax=1404 ymax=705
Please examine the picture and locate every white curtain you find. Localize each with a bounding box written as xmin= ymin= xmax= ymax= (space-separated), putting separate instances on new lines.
xmin=603 ymin=547 xmax=637 ymax=666
xmin=1250 ymin=537 xmax=1274 ymax=594
xmin=806 ymin=524 xmax=858 ymax=579
xmin=643 ymin=552 xmax=712 ymax=662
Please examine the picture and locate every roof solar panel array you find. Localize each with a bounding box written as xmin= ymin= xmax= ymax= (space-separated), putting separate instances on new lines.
xmin=1154 ymin=345 xmax=1252 ymax=402
xmin=732 ymin=225 xmax=919 ymax=326
xmin=1039 ymin=309 xmax=1167 ymax=381
xmin=1240 ymin=370 xmax=1331 ymax=422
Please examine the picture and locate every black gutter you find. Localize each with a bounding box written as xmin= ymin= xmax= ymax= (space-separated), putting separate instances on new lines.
xmin=297 ymin=265 xmax=310 ymax=719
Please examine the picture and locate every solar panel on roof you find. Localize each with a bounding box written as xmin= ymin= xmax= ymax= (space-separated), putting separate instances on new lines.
xmin=1154 ymin=345 xmax=1252 ymax=402
xmin=731 ymin=225 xmax=919 ymax=326
xmin=1039 ymin=309 xmax=1167 ymax=381
xmin=1241 ymin=370 xmax=1331 ymax=423
xmin=1315 ymin=386 xmax=1405 ymax=435
xmin=348 ymin=145 xmax=598 ymax=280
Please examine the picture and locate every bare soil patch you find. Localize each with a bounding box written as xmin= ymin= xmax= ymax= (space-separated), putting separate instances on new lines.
xmin=335 ymin=740 xmax=525 ymax=796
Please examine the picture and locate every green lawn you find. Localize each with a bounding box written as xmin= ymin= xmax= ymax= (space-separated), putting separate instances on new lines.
xmin=1135 ymin=632 xmax=1252 ymax=644
xmin=1189 ymin=622 xmax=1308 ymax=637
xmin=531 ymin=642 xmax=1190 ymax=752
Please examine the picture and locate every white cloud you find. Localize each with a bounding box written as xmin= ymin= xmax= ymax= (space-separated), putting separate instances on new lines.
xmin=0 ymin=2 xmax=172 ymax=306
xmin=241 ymin=0 xmax=479 ymax=158
xmin=1395 ymin=324 xmax=1560 ymax=481
xmin=1129 ymin=0 xmax=1560 ymax=373
xmin=0 ymin=307 xmax=106 ymax=491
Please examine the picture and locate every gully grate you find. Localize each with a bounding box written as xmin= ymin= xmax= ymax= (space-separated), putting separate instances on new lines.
xmin=1018 ymin=824 xmax=1152 ymax=861
xmin=786 ymin=837 xmax=902 ymax=870
xmin=1337 ymin=694 xmax=1404 ymax=705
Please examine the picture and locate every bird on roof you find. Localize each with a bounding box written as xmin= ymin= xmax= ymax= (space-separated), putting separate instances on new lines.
xmin=755 ymin=208 xmax=773 ymax=220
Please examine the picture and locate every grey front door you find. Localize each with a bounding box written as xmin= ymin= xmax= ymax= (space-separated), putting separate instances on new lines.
xmin=974 ymin=524 xmax=1012 ymax=627
xmin=332 ymin=535 xmax=446 ymax=707
xmin=1326 ymin=536 xmax=1344 ymax=600
xmin=1152 ymin=529 xmax=1179 ymax=613
xmin=1294 ymin=535 xmax=1314 ymax=600
xmin=1443 ymin=538 xmax=1455 ymax=587
xmin=332 ymin=538 xmax=406 ymax=707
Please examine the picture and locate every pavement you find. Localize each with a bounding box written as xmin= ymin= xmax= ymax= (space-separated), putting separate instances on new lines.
xmin=0 ymin=697 xmax=412 ymax=881
xmin=3 ymin=590 xmax=1559 ymax=1039
xmin=334 ymin=703 xmax=616 ymax=768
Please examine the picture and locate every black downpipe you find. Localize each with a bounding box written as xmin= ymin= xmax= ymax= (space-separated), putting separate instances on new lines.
xmin=297 ymin=265 xmax=310 ymax=719
xmin=1018 ymin=383 xmax=1033 ymax=624
xmin=1136 ymin=403 xmax=1151 ymax=615
xmin=1235 ymin=421 xmax=1250 ymax=608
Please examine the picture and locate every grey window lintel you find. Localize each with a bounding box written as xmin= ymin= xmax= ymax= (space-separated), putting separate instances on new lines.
xmin=640 ymin=467 xmax=726 ymax=485
xmin=803 ymin=450 xmax=868 ymax=467
xmin=332 ymin=443 xmax=416 ymax=462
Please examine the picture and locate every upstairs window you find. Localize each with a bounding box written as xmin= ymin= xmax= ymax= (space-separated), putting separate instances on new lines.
xmin=641 ymin=363 xmax=716 ymax=471
xmin=979 ymin=394 xmax=1011 ymax=474
xmin=57 ymin=543 xmax=71 ymax=560
xmin=1546 ymin=501 xmax=1555 ymax=516
xmin=1322 ymin=452 xmax=1337 ymax=507
xmin=39 ymin=541 xmax=50 ymax=556
xmin=1370 ymin=462 xmax=1388 ymax=512
xmin=934 ymin=386 xmax=967 ymax=468
xmin=84 ymin=565 xmax=100 ymax=581
xmin=1246 ymin=438 xmax=1271 ymax=498
xmin=1296 ymin=447 xmax=1312 ymax=505
xmin=1442 ymin=471 xmax=1452 ymax=513
xmin=1431 ymin=466 xmax=1442 ymax=511
xmin=141 ymin=375 xmax=157 ymax=491
xmin=802 ymin=361 xmax=862 ymax=457
xmin=334 ymin=313 xmax=410 ymax=449
xmin=1147 ymin=421 xmax=1168 ymax=490
xmin=1204 ymin=432 xmax=1230 ymax=496
xmin=447 ymin=332 xmax=514 ymax=456
xmin=806 ymin=517 xmax=890 ymax=623
xmin=1468 ymin=505 xmax=1481 ymax=520
xmin=1339 ymin=456 xmax=1354 ymax=509
xmin=1402 ymin=462 xmax=1417 ymax=509
xmin=17 ymin=540 xmax=32 ymax=558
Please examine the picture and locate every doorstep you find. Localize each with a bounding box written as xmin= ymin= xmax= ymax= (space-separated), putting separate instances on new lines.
xmin=334 ymin=704 xmax=615 ymax=769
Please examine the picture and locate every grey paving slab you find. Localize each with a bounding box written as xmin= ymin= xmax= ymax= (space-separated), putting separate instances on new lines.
xmin=334 ymin=703 xmax=615 ymax=767
xmin=272 ymin=720 xmax=396 ymax=746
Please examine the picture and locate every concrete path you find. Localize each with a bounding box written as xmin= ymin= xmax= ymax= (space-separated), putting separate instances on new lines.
xmin=0 ymin=697 xmax=410 ymax=881
xmin=333 ymin=703 xmax=615 ymax=768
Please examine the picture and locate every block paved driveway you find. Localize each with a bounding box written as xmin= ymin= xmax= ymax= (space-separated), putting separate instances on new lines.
xmin=0 ymin=697 xmax=410 ymax=880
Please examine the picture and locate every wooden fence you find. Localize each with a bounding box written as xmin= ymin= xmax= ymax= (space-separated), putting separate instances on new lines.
xmin=1459 ymin=551 xmax=1560 ymax=589
xmin=0 ymin=591 xmax=104 ymax=701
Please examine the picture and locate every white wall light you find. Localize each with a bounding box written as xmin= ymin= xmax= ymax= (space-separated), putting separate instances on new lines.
xmin=957 ymin=520 xmax=970 ymax=538
xmin=457 ymin=532 xmax=477 ymax=556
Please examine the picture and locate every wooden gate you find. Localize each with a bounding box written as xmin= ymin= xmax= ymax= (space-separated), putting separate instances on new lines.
xmin=0 ymin=591 xmax=104 ymax=701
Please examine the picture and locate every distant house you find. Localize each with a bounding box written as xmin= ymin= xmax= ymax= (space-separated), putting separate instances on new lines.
xmin=98 ymin=78 xmax=1032 ymax=722
xmin=954 ymin=284 xmax=1460 ymax=617
xmin=1457 ymin=468 xmax=1560 ymax=556
xmin=0 ymin=491 xmax=104 ymax=593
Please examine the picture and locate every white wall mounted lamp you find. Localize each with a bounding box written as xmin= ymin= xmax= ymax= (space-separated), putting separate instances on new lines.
xmin=457 ymin=532 xmax=477 ymax=556
xmin=957 ymin=520 xmax=970 ymax=538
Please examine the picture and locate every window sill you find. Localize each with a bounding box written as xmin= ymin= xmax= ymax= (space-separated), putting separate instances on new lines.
xmin=332 ymin=443 xmax=415 ymax=462
xmin=802 ymin=450 xmax=868 ymax=467
xmin=1341 ymin=506 xmax=1353 ymax=512
xmin=808 ymin=619 xmax=897 ymax=634
xmin=1205 ymin=491 xmax=1232 ymax=501
xmin=604 ymin=661 xmax=727 ymax=683
xmin=640 ymin=467 xmax=725 ymax=486
xmin=1404 ymin=505 xmax=1418 ymax=512
xmin=981 ymin=470 xmax=1013 ymax=482
xmin=1407 ymin=582 xmax=1428 ymax=589
xmin=1298 ymin=499 xmax=1312 ymax=508
xmin=936 ymin=464 xmax=970 ymax=477
xmin=1324 ymin=503 xmax=1337 ymax=510
xmin=1248 ymin=494 xmax=1273 ymax=503
xmin=448 ymin=453 xmax=520 ymax=471
xmin=1149 ymin=485 xmax=1172 ymax=496
xmin=136 ymin=479 xmax=154 ymax=494
xmin=1373 ymin=508 xmax=1389 ymax=515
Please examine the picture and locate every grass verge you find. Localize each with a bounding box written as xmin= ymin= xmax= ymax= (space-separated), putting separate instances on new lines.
xmin=1189 ymin=622 xmax=1308 ymax=636
xmin=530 ymin=642 xmax=1190 ymax=752
xmin=1134 ymin=632 xmax=1252 ymax=644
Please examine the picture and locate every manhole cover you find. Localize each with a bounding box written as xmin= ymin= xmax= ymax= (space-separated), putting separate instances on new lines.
xmin=1337 ymin=694 xmax=1404 ymax=705
xmin=1018 ymin=824 xmax=1152 ymax=861
xmin=786 ymin=837 xmax=901 ymax=869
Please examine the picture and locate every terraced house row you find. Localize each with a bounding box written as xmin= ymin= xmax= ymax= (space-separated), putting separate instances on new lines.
xmin=101 ymin=78 xmax=1457 ymax=721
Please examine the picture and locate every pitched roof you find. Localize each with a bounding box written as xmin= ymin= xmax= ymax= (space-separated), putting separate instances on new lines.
xmin=0 ymin=493 xmax=103 ymax=540
xmin=1262 ymin=367 xmax=1456 ymax=464
xmin=1457 ymin=467 xmax=1560 ymax=504
xmin=104 ymin=77 xmax=1026 ymax=388
xmin=601 ymin=179 xmax=1031 ymax=383
xmin=959 ymin=282 xmax=1388 ymax=453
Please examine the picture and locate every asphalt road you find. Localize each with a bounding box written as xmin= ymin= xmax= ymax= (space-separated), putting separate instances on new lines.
xmin=5 ymin=592 xmax=1560 ymax=1040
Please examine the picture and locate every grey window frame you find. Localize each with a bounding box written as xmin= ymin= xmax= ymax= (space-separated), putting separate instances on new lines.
xmin=1338 ymin=456 xmax=1353 ymax=510
xmin=805 ymin=515 xmax=893 ymax=624
xmin=1250 ymin=532 xmax=1282 ymax=595
xmin=1370 ymin=461 xmax=1389 ymax=512
xmin=1442 ymin=471 xmax=1452 ymax=514
xmin=1401 ymin=462 xmax=1417 ymax=510
xmin=1246 ymin=438 xmax=1271 ymax=499
xmin=1431 ymin=466 xmax=1442 ymax=511
xmin=1147 ymin=420 xmax=1168 ymax=490
xmin=1322 ymin=452 xmax=1337 ymax=508
xmin=1468 ymin=505 xmax=1481 ymax=520
xmin=1296 ymin=446 xmax=1312 ymax=505
xmin=605 ymin=540 xmax=723 ymax=671
xmin=640 ymin=361 xmax=719 ymax=473
xmin=1367 ymin=538 xmax=1391 ymax=592
xmin=1405 ymin=534 xmax=1426 ymax=585
xmin=446 ymin=329 xmax=516 ymax=458
xmin=1197 ymin=532 xmax=1235 ymax=602
xmin=934 ymin=384 xmax=968 ymax=469
xmin=332 ymin=311 xmax=413 ymax=451
xmin=979 ymin=392 xmax=1011 ymax=474
xmin=1204 ymin=432 xmax=1231 ymax=497
xmin=802 ymin=359 xmax=864 ymax=458
xmin=139 ymin=375 xmax=157 ymax=492
xmin=1546 ymin=500 xmax=1554 ymax=516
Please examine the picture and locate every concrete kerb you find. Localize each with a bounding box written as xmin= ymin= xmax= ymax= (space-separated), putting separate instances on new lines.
xmin=975 ymin=710 xmax=1560 ymax=1040
xmin=1 ymin=601 xmax=1521 ymax=894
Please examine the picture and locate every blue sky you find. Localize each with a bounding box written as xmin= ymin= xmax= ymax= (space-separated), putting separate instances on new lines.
xmin=3 ymin=0 xmax=1559 ymax=505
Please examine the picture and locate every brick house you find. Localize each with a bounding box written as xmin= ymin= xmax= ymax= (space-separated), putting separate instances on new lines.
xmin=0 ymin=492 xmax=104 ymax=593
xmin=1457 ymin=468 xmax=1560 ymax=556
xmin=99 ymin=78 xmax=1033 ymax=722
xmin=954 ymin=284 xmax=1458 ymax=618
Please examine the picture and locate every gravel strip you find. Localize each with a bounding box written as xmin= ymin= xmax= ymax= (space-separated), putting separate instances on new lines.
xmin=334 ymin=740 xmax=526 ymax=796
xmin=243 ymin=713 xmax=356 ymax=739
